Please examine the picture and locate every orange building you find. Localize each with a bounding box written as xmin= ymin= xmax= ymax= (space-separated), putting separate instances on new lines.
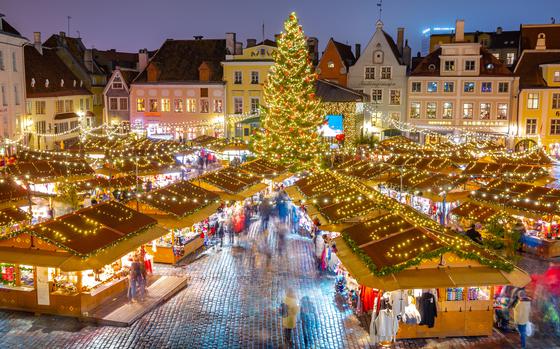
xmin=316 ymin=38 xmax=357 ymax=87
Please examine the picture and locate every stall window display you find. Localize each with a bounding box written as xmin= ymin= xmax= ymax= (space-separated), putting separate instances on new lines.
xmin=20 ymin=265 xmax=34 ymax=287
xmin=1 ymin=263 xmax=16 ymax=286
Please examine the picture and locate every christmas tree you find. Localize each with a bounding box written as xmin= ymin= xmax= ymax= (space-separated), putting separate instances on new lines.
xmin=250 ymin=12 xmax=327 ymax=171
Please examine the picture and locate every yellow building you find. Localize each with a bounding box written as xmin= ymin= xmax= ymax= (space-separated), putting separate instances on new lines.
xmin=514 ymin=33 xmax=560 ymax=154
xmin=222 ymin=39 xmax=277 ymax=138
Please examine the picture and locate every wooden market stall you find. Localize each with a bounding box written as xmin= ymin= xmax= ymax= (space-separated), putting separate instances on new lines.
xmin=335 ymin=211 xmax=530 ymax=339
xmin=0 ymin=201 xmax=166 ymax=317
xmin=0 ymin=177 xmax=29 ymax=209
xmin=461 ymin=161 xmax=551 ymax=184
xmin=333 ymin=158 xmax=395 ymax=184
xmin=198 ymin=166 xmax=267 ymax=201
xmin=133 ymin=180 xmax=221 ymax=264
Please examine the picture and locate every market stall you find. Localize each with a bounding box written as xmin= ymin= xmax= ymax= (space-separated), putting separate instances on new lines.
xmin=0 ymin=201 xmax=166 ymax=317
xmin=198 ymin=166 xmax=266 ymax=201
xmin=461 ymin=161 xmax=551 ymax=184
xmin=334 ymin=211 xmax=530 ymax=340
xmin=134 ymin=180 xmax=221 ymax=264
xmin=0 ymin=177 xmax=29 ymax=209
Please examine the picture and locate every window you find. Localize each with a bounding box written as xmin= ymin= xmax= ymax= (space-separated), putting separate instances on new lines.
xmin=80 ymin=98 xmax=84 ymax=110
xmin=498 ymin=103 xmax=508 ymax=120
xmin=70 ymin=120 xmax=79 ymax=130
xmin=389 ymin=90 xmax=401 ymax=105
xmin=410 ymin=102 xmax=421 ymax=119
xmin=327 ymin=61 xmax=334 ymax=69
xmin=55 ymin=100 xmax=65 ymax=113
xmin=480 ymin=103 xmax=491 ymax=119
xmin=371 ymin=89 xmax=383 ymax=103
xmin=464 ymin=82 xmax=475 ymax=93
xmin=64 ymin=100 xmax=73 ymax=112
xmin=186 ymin=98 xmax=196 ymax=112
xmin=498 ymin=82 xmax=509 ymax=93
xmin=465 ymin=60 xmax=476 ymax=71
xmin=137 ymin=98 xmax=145 ymax=112
xmin=200 ymin=99 xmax=209 ymax=113
xmin=85 ymin=98 xmax=90 ymax=110
xmin=365 ymin=67 xmax=375 ymax=80
xmin=463 ymin=103 xmax=473 ymax=119
xmin=492 ymin=53 xmax=500 ymax=59
xmin=119 ymin=98 xmax=128 ymax=111
xmin=200 ymin=88 xmax=208 ymax=98
xmin=527 ymin=93 xmax=539 ymax=109
xmin=35 ymin=101 xmax=46 ymax=115
xmin=481 ymin=82 xmax=492 ymax=93
xmin=149 ymin=98 xmax=158 ymax=112
xmin=12 ymin=52 xmax=17 ymax=72
xmin=109 ymin=97 xmax=118 ymax=110
xmin=444 ymin=60 xmax=455 ymax=71
xmin=160 ymin=98 xmax=170 ymax=112
xmin=553 ymin=93 xmax=560 ymax=109
xmin=26 ymin=101 xmax=32 ymax=115
xmin=426 ymin=102 xmax=437 ymax=118
xmin=234 ymin=97 xmax=243 ymax=114
xmin=427 ymin=82 xmax=437 ymax=93
xmin=35 ymin=121 xmax=46 ymax=134
xmin=443 ymin=82 xmax=454 ymax=93
xmin=551 ymin=119 xmax=560 ymax=135
xmin=526 ymin=119 xmax=537 ymax=135
xmin=411 ymin=82 xmax=421 ymax=93
xmin=213 ymin=99 xmax=223 ymax=113
xmin=0 ymin=51 xmax=4 ymax=70
xmin=244 ymin=128 xmax=250 ymax=137
xmin=234 ymin=71 xmax=242 ymax=84
xmin=112 ymin=81 xmax=123 ymax=89
xmin=14 ymin=85 xmax=20 ymax=105
xmin=381 ymin=67 xmax=392 ymax=79
xmin=174 ymin=98 xmax=184 ymax=112
xmin=443 ymin=102 xmax=453 ymax=119
xmin=506 ymin=52 xmax=515 ymax=65
xmin=250 ymin=97 xmax=260 ymax=113
xmin=250 ymin=71 xmax=259 ymax=84
xmin=555 ymin=71 xmax=560 ymax=82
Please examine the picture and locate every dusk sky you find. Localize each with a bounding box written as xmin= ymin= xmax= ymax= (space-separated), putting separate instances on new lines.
xmin=3 ymin=0 xmax=559 ymax=54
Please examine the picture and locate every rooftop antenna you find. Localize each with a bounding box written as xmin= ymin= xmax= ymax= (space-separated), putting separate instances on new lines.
xmin=377 ymin=0 xmax=383 ymax=20
xmin=262 ymin=21 xmax=265 ymax=42
xmin=67 ymin=15 xmax=71 ymax=34
xmin=76 ymin=30 xmax=81 ymax=38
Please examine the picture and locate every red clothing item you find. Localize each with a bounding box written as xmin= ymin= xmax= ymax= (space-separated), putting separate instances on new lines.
xmin=360 ymin=285 xmax=379 ymax=312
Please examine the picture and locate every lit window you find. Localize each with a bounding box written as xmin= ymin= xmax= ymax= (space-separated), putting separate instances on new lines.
xmin=161 ymin=98 xmax=170 ymax=112
xmin=64 ymin=100 xmax=73 ymax=112
xmin=526 ymin=119 xmax=537 ymax=135
xmin=250 ymin=97 xmax=260 ymax=113
xmin=443 ymin=102 xmax=453 ymax=119
xmin=234 ymin=97 xmax=243 ymax=114
xmin=186 ymin=98 xmax=196 ymax=112
xmin=381 ymin=67 xmax=392 ymax=79
xmin=36 ymin=101 xmax=46 ymax=115
xmin=427 ymin=82 xmax=437 ymax=93
xmin=480 ymin=103 xmax=491 ymax=119
xmin=463 ymin=103 xmax=473 ymax=119
xmin=250 ymin=71 xmax=259 ymax=84
xmin=527 ymin=93 xmax=539 ymax=109
xmin=498 ymin=103 xmax=508 ymax=120
xmin=498 ymin=82 xmax=509 ymax=93
xmin=137 ymin=98 xmax=145 ymax=112
xmin=443 ymin=82 xmax=454 ymax=93
xmin=365 ymin=67 xmax=375 ymax=80
xmin=426 ymin=102 xmax=437 ymax=118
xmin=174 ymin=98 xmax=184 ymax=113
xmin=444 ymin=60 xmax=455 ymax=71
xmin=213 ymin=99 xmax=223 ymax=113
xmin=554 ymin=71 xmax=560 ymax=82
xmin=234 ymin=71 xmax=242 ymax=84
xmin=55 ymin=100 xmax=64 ymax=113
xmin=553 ymin=93 xmax=560 ymax=109
xmin=481 ymin=82 xmax=492 ymax=93
xmin=149 ymin=99 xmax=158 ymax=112
xmin=389 ymin=90 xmax=400 ymax=105
xmin=551 ymin=119 xmax=560 ymax=135
xmin=465 ymin=60 xmax=476 ymax=71
xmin=410 ymin=102 xmax=420 ymax=119
xmin=464 ymin=82 xmax=475 ymax=93
xmin=371 ymin=89 xmax=383 ymax=103
xmin=506 ymin=52 xmax=515 ymax=65
xmin=327 ymin=61 xmax=335 ymax=69
xmin=411 ymin=82 xmax=421 ymax=93
xmin=200 ymin=99 xmax=209 ymax=113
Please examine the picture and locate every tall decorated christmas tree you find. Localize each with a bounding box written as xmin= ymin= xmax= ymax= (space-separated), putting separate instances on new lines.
xmin=250 ymin=12 xmax=327 ymax=170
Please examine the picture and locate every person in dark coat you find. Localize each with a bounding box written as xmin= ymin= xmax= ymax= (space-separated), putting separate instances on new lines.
xmin=418 ymin=291 xmax=437 ymax=328
xmin=465 ymin=224 xmax=483 ymax=244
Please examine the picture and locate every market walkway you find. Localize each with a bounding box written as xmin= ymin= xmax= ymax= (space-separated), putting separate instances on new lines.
xmin=0 ymin=217 xmax=524 ymax=348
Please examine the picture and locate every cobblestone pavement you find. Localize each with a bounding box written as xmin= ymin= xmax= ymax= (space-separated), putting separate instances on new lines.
xmin=0 ymin=219 xmax=551 ymax=349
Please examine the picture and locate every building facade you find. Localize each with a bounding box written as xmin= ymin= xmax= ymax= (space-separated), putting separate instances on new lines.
xmin=103 ymin=68 xmax=138 ymax=126
xmin=24 ymin=43 xmax=93 ymax=150
xmin=130 ymin=37 xmax=230 ymax=140
xmin=222 ymin=39 xmax=276 ymax=138
xmin=408 ymin=21 xmax=519 ymax=140
xmin=316 ymin=38 xmax=357 ymax=87
xmin=0 ymin=17 xmax=26 ymax=143
xmin=347 ymin=20 xmax=409 ymax=139
xmin=514 ymin=32 xmax=560 ymax=153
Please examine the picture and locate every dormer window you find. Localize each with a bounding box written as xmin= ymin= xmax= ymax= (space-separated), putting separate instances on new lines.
xmin=45 ymin=79 xmax=49 ymax=88
xmin=327 ymin=61 xmax=334 ymax=69
xmin=60 ymin=79 xmax=64 ymax=87
xmin=444 ymin=60 xmax=455 ymax=72
xmin=112 ymin=81 xmax=123 ymax=89
xmin=554 ymin=71 xmax=560 ymax=82
xmin=465 ymin=60 xmax=476 ymax=71
xmin=31 ymin=78 xmax=35 ymax=88
xmin=73 ymin=80 xmax=76 ymax=87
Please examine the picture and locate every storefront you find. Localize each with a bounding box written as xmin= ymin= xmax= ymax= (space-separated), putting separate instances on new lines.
xmin=0 ymin=201 xmax=166 ymax=317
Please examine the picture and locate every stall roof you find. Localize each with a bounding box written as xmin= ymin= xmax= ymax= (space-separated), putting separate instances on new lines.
xmin=462 ymin=162 xmax=550 ymax=182
xmin=491 ymin=148 xmax=552 ymax=166
xmin=0 ymin=207 xmax=29 ymax=228
xmin=451 ymin=202 xmax=499 ymax=223
xmin=334 ymin=159 xmax=394 ymax=180
xmin=0 ymin=177 xmax=28 ymax=204
xmin=6 ymin=160 xmax=95 ymax=182
xmin=200 ymin=167 xmax=261 ymax=194
xmin=294 ymin=171 xmax=340 ymax=198
xmin=105 ymin=154 xmax=181 ymax=175
xmin=191 ymin=135 xmax=218 ymax=146
xmin=71 ymin=175 xmax=140 ymax=193
xmin=240 ymin=158 xmax=287 ymax=178
xmin=384 ymin=156 xmax=458 ymax=173
xmin=138 ymin=180 xmax=220 ymax=217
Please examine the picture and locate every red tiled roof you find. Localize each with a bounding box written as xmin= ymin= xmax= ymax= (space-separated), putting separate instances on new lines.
xmin=521 ymin=24 xmax=560 ymax=51
xmin=331 ymin=39 xmax=356 ymax=68
xmin=514 ymin=50 xmax=560 ymax=88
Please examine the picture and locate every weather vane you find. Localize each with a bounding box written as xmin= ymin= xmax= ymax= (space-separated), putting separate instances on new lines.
xmin=377 ymin=0 xmax=383 ymax=20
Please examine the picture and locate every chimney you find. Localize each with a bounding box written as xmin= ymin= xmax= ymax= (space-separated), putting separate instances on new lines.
xmin=0 ymin=14 xmax=4 ymax=31
xmin=225 ymin=32 xmax=236 ymax=55
xmin=138 ymin=48 xmax=149 ymax=71
xmin=455 ymin=19 xmax=465 ymax=42
xmin=274 ymin=33 xmax=282 ymax=42
xmin=247 ymin=38 xmax=257 ymax=48
xmin=397 ymin=27 xmax=404 ymax=56
xmin=33 ymin=32 xmax=42 ymax=55
xmin=536 ymin=33 xmax=547 ymax=50
xmin=355 ymin=43 xmax=361 ymax=60
xmin=496 ymin=26 xmax=503 ymax=34
xmin=235 ymin=42 xmax=242 ymax=55
xmin=307 ymin=37 xmax=319 ymax=66
xmin=84 ymin=49 xmax=93 ymax=73
xmin=193 ymin=35 xmax=203 ymax=40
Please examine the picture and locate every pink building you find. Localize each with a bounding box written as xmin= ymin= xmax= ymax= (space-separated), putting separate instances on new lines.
xmin=130 ymin=36 xmax=234 ymax=139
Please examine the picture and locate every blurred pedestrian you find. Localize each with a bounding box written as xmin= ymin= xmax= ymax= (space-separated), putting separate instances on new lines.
xmin=282 ymin=288 xmax=300 ymax=347
xmin=513 ymin=289 xmax=531 ymax=349
xmin=300 ymin=296 xmax=316 ymax=347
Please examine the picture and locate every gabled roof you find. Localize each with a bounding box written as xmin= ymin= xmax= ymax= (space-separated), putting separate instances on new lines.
xmin=514 ymin=50 xmax=560 ymax=88
xmin=316 ymin=79 xmax=367 ymax=102
xmin=383 ymin=31 xmax=403 ymax=64
xmin=331 ymin=39 xmax=356 ymax=68
xmin=257 ymin=39 xmax=277 ymax=47
xmin=411 ymin=46 xmax=513 ymax=76
xmin=93 ymin=49 xmax=139 ymax=72
xmin=133 ymin=39 xmax=227 ymax=83
xmin=0 ymin=18 xmax=24 ymax=38
xmin=521 ymin=24 xmax=560 ymax=51
xmin=489 ymin=30 xmax=520 ymax=49
xmin=43 ymin=33 xmax=106 ymax=76
xmin=24 ymin=46 xmax=92 ymax=98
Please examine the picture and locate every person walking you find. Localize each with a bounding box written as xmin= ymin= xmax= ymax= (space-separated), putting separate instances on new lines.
xmin=465 ymin=224 xmax=483 ymax=244
xmin=299 ymin=296 xmax=316 ymax=348
xmin=127 ymin=256 xmax=141 ymax=303
xmin=282 ymin=288 xmax=300 ymax=348
xmin=513 ymin=289 xmax=531 ymax=349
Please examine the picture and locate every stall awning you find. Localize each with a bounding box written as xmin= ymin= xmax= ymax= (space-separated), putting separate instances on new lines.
xmin=150 ymin=202 xmax=220 ymax=229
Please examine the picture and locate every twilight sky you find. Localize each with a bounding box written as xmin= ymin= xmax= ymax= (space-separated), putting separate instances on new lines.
xmin=2 ymin=0 xmax=559 ymax=55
